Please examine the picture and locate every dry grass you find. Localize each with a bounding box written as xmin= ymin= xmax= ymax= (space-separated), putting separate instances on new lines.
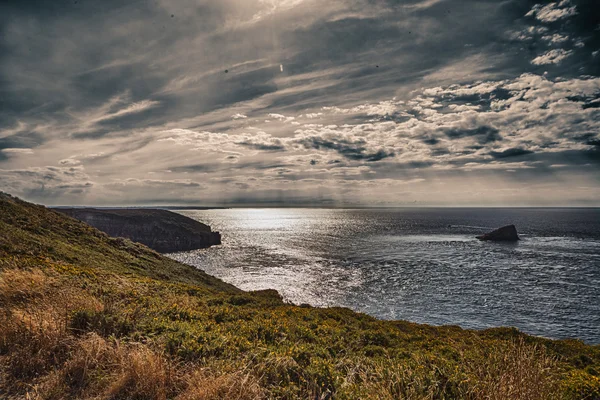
xmin=4 ymin=322 xmax=264 ymax=400
xmin=0 ymin=275 xmax=262 ymax=400
xmin=332 ymin=338 xmax=562 ymax=400
xmin=176 ymin=369 xmax=265 ymax=400
xmin=0 ymin=264 xmax=584 ymax=400
xmin=0 ymin=267 xmax=52 ymax=304
xmin=0 ymin=305 xmax=73 ymax=388
xmin=106 ymin=345 xmax=173 ymax=400
xmin=11 ymin=330 xmax=177 ymax=400
xmin=463 ymin=338 xmax=562 ymax=400
xmin=59 ymin=333 xmax=117 ymax=395
xmin=333 ymin=355 xmax=455 ymax=399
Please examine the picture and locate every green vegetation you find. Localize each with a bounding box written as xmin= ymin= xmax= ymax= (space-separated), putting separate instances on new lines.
xmin=1 ymin=192 xmax=599 ymax=399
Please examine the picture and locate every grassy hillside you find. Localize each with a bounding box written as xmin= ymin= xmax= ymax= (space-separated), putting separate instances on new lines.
xmin=0 ymin=193 xmax=235 ymax=290
xmin=0 ymin=192 xmax=599 ymax=399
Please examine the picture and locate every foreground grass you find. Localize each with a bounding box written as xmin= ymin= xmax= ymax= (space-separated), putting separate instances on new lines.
xmin=0 ymin=192 xmax=599 ymax=399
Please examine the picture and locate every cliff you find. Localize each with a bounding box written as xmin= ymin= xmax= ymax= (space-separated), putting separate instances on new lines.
xmin=56 ymin=208 xmax=221 ymax=253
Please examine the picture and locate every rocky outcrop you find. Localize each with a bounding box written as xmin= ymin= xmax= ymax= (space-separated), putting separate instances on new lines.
xmin=56 ymin=208 xmax=221 ymax=253
xmin=476 ymin=224 xmax=520 ymax=242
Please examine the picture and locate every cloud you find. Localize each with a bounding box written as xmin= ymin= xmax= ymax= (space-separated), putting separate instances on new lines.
xmin=107 ymin=178 xmax=204 ymax=189
xmin=303 ymin=113 xmax=323 ymax=119
xmin=0 ymin=131 xmax=45 ymax=152
xmin=118 ymin=71 xmax=600 ymax=203
xmin=235 ymin=140 xmax=286 ymax=151
xmin=489 ymin=148 xmax=535 ymax=159
xmin=531 ymin=49 xmax=573 ymax=65
xmin=296 ymin=135 xmax=396 ymax=161
xmin=542 ymin=33 xmax=570 ymax=44
xmin=1 ymin=148 xmax=34 ymax=155
xmin=59 ymin=158 xmax=81 ymax=166
xmin=268 ymin=113 xmax=296 ymax=123
xmin=509 ymin=26 xmax=549 ymax=41
xmin=93 ymin=100 xmax=161 ymax=123
xmin=443 ymin=126 xmax=502 ymax=144
xmin=526 ymin=1 xmax=578 ymax=23
xmin=0 ymin=0 xmax=598 ymax=206
xmin=0 ymin=165 xmax=93 ymax=202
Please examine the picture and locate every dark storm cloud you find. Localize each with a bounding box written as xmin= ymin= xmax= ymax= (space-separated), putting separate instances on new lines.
xmin=1 ymin=0 xmax=595 ymax=132
xmin=269 ymin=0 xmax=521 ymax=109
xmin=235 ymin=142 xmax=286 ymax=151
xmin=297 ymin=136 xmax=396 ymax=162
xmin=422 ymin=137 xmax=439 ymax=145
xmin=489 ymin=148 xmax=535 ymax=159
xmin=0 ymin=131 xmax=44 ymax=151
xmin=170 ymin=160 xmax=294 ymax=174
xmin=168 ymin=164 xmax=216 ymax=174
xmin=1 ymin=2 xmax=158 ymax=110
xmin=433 ymin=88 xmax=514 ymax=111
xmin=575 ymin=94 xmax=600 ymax=110
xmin=443 ymin=126 xmax=503 ymax=144
xmin=0 ymin=0 xmax=283 ymax=137
xmin=514 ymin=149 xmax=600 ymax=166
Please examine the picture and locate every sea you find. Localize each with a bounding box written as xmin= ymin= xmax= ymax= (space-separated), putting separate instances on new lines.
xmin=167 ymin=208 xmax=600 ymax=344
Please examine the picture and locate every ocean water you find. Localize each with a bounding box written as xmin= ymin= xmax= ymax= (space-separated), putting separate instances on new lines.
xmin=167 ymin=208 xmax=600 ymax=344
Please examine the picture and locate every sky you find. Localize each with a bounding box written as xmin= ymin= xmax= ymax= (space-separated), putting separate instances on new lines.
xmin=0 ymin=0 xmax=599 ymax=207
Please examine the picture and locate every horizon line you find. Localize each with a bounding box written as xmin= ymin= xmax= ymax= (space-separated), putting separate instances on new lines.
xmin=49 ymin=204 xmax=600 ymax=210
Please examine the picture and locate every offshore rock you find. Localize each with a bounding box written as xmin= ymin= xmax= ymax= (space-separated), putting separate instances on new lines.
xmin=57 ymin=208 xmax=221 ymax=253
xmin=476 ymin=224 xmax=520 ymax=242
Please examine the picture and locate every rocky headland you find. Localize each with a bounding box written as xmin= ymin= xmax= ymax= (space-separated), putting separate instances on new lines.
xmin=56 ymin=208 xmax=221 ymax=253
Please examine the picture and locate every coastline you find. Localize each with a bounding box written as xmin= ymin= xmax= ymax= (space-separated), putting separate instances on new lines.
xmin=1 ymin=192 xmax=599 ymax=398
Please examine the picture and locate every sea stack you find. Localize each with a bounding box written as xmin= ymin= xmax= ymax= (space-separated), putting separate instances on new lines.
xmin=476 ymin=224 xmax=520 ymax=242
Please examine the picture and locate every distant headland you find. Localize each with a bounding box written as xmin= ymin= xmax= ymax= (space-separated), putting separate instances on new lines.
xmin=56 ymin=208 xmax=221 ymax=253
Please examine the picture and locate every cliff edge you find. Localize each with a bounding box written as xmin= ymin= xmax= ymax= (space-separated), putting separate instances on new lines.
xmin=56 ymin=208 xmax=221 ymax=253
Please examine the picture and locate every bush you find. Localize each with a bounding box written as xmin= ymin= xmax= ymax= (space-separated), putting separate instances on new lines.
xmin=70 ymin=309 xmax=134 ymax=337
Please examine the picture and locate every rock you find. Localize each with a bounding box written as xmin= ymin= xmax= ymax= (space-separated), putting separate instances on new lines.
xmin=476 ymin=224 xmax=520 ymax=242
xmin=56 ymin=208 xmax=222 ymax=253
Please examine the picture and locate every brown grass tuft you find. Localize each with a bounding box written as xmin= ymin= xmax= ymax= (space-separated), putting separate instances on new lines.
xmin=463 ymin=338 xmax=561 ymax=400
xmin=61 ymin=333 xmax=117 ymax=394
xmin=0 ymin=306 xmax=72 ymax=385
xmin=176 ymin=369 xmax=266 ymax=400
xmin=0 ymin=267 xmax=51 ymax=304
xmin=106 ymin=345 xmax=173 ymax=400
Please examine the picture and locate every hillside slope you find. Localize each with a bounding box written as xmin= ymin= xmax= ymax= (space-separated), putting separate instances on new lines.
xmin=1 ymin=192 xmax=599 ymax=399
xmin=0 ymin=193 xmax=236 ymax=290
xmin=56 ymin=208 xmax=221 ymax=253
